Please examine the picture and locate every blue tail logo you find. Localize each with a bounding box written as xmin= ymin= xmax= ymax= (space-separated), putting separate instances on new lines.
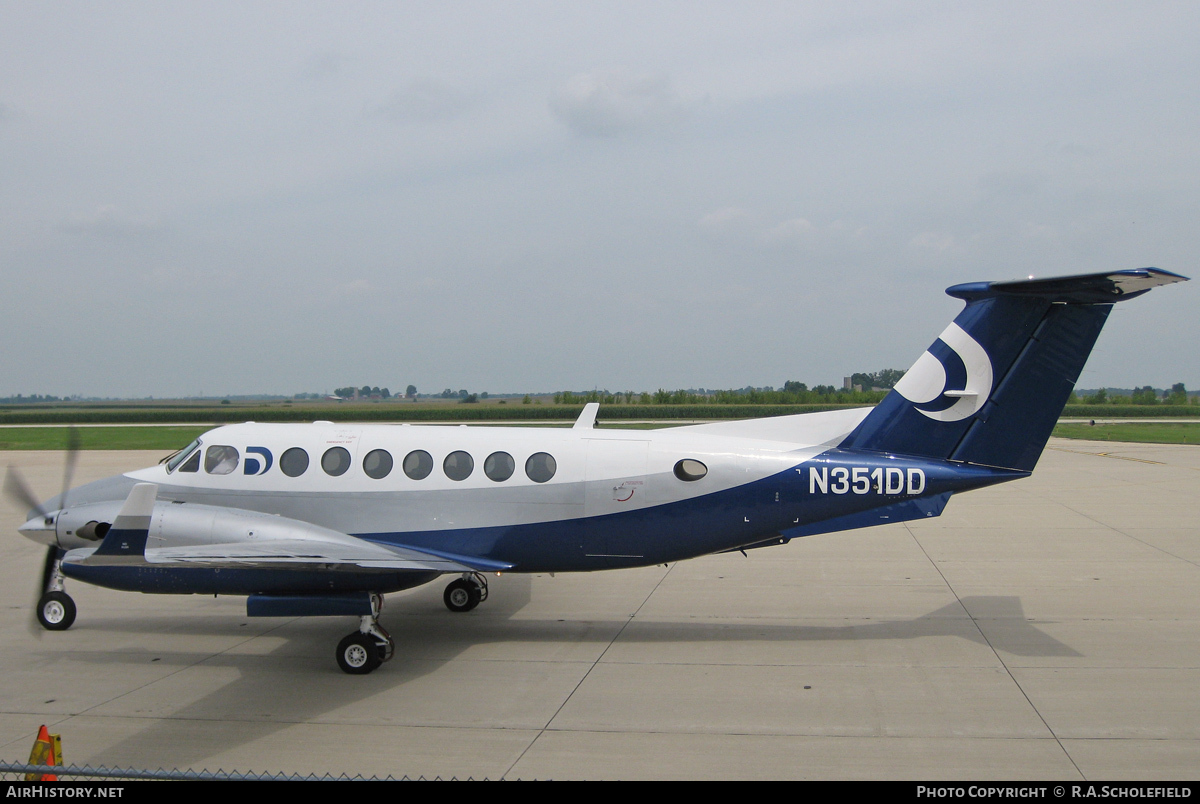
xmin=893 ymin=322 xmax=993 ymax=423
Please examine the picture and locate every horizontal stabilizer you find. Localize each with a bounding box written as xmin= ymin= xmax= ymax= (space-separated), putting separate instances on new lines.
xmin=946 ymin=267 xmax=1187 ymax=304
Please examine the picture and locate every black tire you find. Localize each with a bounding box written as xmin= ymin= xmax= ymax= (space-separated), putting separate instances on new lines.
xmin=37 ymin=591 xmax=76 ymax=631
xmin=443 ymin=579 xmax=482 ymax=613
xmin=336 ymin=633 xmax=382 ymax=675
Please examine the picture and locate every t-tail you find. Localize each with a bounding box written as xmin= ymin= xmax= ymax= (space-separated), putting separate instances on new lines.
xmin=839 ymin=268 xmax=1188 ymax=472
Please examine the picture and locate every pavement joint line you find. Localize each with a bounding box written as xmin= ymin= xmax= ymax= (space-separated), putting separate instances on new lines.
xmin=501 ymin=562 xmax=676 ymax=779
xmin=904 ymin=521 xmax=1086 ymax=780
xmin=1054 ymin=502 xmax=1200 ymax=570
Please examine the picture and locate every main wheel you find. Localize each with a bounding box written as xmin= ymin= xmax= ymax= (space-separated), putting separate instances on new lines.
xmin=336 ymin=633 xmax=382 ymax=675
xmin=443 ymin=579 xmax=482 ymax=613
xmin=37 ymin=591 xmax=76 ymax=631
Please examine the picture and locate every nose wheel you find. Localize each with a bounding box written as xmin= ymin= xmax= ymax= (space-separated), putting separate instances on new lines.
xmin=443 ymin=572 xmax=488 ymax=613
xmin=335 ymin=594 xmax=394 ymax=675
xmin=37 ymin=590 xmax=77 ymax=631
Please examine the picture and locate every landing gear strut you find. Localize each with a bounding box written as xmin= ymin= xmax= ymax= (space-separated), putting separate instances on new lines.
xmin=335 ymin=593 xmax=394 ymax=675
xmin=443 ymin=572 xmax=489 ymax=613
xmin=37 ymin=549 xmax=76 ymax=631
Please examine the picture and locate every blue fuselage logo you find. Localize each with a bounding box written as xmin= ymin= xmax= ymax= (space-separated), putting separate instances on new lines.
xmin=244 ymin=447 xmax=273 ymax=475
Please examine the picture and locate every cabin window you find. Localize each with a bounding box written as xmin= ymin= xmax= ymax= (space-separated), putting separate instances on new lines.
xmin=322 ymin=447 xmax=352 ymax=476
xmin=443 ymin=450 xmax=474 ymax=481
xmin=363 ymin=449 xmax=393 ymax=480
xmin=204 ymin=445 xmax=240 ymax=475
xmin=403 ymin=450 xmax=433 ymax=480
xmin=178 ymin=450 xmax=201 ymax=473
xmin=525 ymin=452 xmax=557 ymax=483
xmin=484 ymin=451 xmax=515 ymax=482
xmin=166 ymin=439 xmax=201 ymax=473
xmin=673 ymin=459 xmax=708 ymax=481
xmin=280 ymin=447 xmax=309 ymax=477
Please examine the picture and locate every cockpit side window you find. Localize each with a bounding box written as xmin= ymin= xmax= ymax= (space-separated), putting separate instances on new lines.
xmin=165 ymin=439 xmax=202 ymax=473
xmin=204 ymin=445 xmax=240 ymax=475
xmin=178 ymin=450 xmax=201 ymax=473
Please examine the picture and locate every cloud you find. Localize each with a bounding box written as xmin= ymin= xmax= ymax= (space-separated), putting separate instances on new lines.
xmin=549 ymin=69 xmax=686 ymax=137
xmin=765 ymin=217 xmax=816 ymax=243
xmin=59 ymin=205 xmax=163 ymax=237
xmin=298 ymin=51 xmax=346 ymax=82
xmin=144 ymin=265 xmax=237 ymax=292
xmin=338 ymin=278 xmax=373 ymax=294
xmin=909 ymin=231 xmax=957 ymax=252
xmin=369 ymin=78 xmax=474 ymax=122
xmin=700 ymin=208 xmax=837 ymax=249
xmin=699 ymin=207 xmax=754 ymax=232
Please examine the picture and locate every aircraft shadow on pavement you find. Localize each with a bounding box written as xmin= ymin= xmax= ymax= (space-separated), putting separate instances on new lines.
xmin=52 ymin=587 xmax=1075 ymax=771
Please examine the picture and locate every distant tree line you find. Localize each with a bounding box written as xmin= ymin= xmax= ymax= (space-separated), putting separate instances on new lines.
xmin=848 ymin=368 xmax=906 ymax=391
xmin=1071 ymin=383 xmax=1194 ymax=405
xmin=333 ymin=386 xmax=391 ymax=399
xmin=0 ymin=394 xmax=66 ymax=404
xmin=553 ymin=381 xmax=891 ymax=406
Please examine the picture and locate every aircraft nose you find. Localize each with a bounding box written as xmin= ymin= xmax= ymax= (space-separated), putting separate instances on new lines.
xmin=18 ymin=513 xmax=58 ymax=546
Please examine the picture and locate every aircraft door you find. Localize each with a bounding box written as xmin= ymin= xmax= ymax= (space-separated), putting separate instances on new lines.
xmin=582 ymin=439 xmax=649 ymax=567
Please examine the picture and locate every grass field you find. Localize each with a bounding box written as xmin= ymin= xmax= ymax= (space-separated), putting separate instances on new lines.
xmin=0 ymin=426 xmax=209 ymax=451
xmin=1051 ymin=422 xmax=1200 ymax=445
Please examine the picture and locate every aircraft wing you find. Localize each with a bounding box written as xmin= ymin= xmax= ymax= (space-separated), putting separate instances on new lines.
xmin=146 ymin=537 xmax=510 ymax=574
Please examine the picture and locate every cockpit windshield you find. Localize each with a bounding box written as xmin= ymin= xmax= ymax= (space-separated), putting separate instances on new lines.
xmin=164 ymin=439 xmax=202 ymax=473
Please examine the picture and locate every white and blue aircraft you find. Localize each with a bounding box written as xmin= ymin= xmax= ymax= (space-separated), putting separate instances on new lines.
xmin=8 ymin=268 xmax=1187 ymax=673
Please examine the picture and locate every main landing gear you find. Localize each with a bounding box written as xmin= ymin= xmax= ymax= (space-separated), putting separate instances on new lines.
xmin=335 ymin=593 xmax=395 ymax=675
xmin=37 ymin=548 xmax=77 ymax=631
xmin=443 ymin=572 xmax=488 ymax=613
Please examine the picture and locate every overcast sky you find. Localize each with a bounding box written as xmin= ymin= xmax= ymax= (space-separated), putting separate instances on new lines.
xmin=2 ymin=2 xmax=1197 ymax=398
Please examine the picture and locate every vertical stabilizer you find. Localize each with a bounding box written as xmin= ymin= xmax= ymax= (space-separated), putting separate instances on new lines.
xmin=840 ymin=268 xmax=1187 ymax=471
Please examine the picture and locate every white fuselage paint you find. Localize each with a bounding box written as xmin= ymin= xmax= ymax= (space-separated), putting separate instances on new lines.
xmin=119 ymin=419 xmax=853 ymax=539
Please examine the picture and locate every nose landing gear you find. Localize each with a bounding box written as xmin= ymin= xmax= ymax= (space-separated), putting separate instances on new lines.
xmin=36 ymin=548 xmax=77 ymax=631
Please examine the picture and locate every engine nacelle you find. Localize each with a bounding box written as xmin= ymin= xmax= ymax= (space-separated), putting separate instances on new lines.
xmin=55 ymin=499 xmax=355 ymax=551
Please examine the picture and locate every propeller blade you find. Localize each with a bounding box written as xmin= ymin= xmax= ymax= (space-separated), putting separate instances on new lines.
xmin=4 ymin=466 xmax=48 ymax=520
xmin=59 ymin=426 xmax=81 ymax=511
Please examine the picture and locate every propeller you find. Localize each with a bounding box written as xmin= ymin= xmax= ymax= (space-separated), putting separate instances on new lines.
xmin=3 ymin=427 xmax=81 ymax=636
xmin=3 ymin=466 xmax=50 ymax=521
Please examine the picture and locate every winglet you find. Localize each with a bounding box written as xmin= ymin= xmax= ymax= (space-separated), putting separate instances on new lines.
xmin=93 ymin=483 xmax=157 ymax=557
xmin=573 ymin=402 xmax=599 ymax=430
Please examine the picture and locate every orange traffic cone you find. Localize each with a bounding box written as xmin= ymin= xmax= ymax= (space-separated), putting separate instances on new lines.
xmin=26 ymin=725 xmax=62 ymax=782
